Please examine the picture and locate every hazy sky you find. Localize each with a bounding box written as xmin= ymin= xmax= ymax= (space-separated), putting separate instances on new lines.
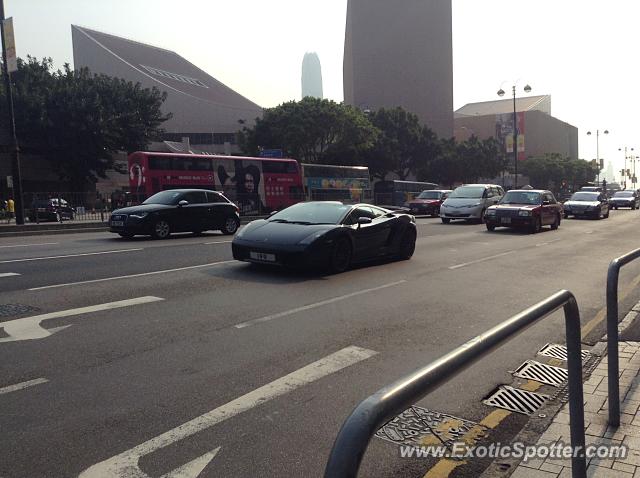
xmin=6 ymin=0 xmax=640 ymax=180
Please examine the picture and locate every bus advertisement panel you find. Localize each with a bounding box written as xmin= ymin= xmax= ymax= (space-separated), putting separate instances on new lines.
xmin=300 ymin=164 xmax=371 ymax=202
xmin=128 ymin=152 xmax=302 ymax=215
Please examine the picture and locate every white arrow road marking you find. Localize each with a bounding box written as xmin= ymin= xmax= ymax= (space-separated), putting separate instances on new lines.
xmin=78 ymin=345 xmax=377 ymax=478
xmin=163 ymin=447 xmax=221 ymax=478
xmin=0 ymin=296 xmax=164 ymax=343
xmin=0 ymin=377 xmax=49 ymax=395
xmin=0 ymin=273 xmax=20 ymax=278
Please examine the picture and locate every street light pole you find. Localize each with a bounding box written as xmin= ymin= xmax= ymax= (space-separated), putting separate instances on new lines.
xmin=618 ymin=147 xmax=634 ymax=189
xmin=587 ymin=129 xmax=608 ymax=185
xmin=0 ymin=0 xmax=24 ymax=224
xmin=498 ymin=83 xmax=531 ymax=190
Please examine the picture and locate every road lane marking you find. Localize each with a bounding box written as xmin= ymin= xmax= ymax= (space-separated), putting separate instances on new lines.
xmin=448 ymin=251 xmax=514 ymax=270
xmin=79 ymin=345 xmax=377 ymax=478
xmin=0 ymin=242 xmax=58 ymax=249
xmin=29 ymin=261 xmax=235 ymax=291
xmin=535 ymin=238 xmax=561 ymax=247
xmin=0 ymin=378 xmax=49 ymax=395
xmin=0 ymin=248 xmax=142 ymax=264
xmin=0 ymin=296 xmax=164 ymax=342
xmin=203 ymin=240 xmax=232 ymax=245
xmin=234 ymin=280 xmax=407 ymax=329
xmin=0 ymin=273 xmax=20 ymax=278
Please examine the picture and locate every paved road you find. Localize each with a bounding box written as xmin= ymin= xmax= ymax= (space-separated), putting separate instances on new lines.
xmin=1 ymin=211 xmax=639 ymax=478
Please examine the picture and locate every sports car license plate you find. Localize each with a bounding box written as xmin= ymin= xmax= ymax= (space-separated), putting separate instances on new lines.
xmin=250 ymin=251 xmax=276 ymax=262
xmin=111 ymin=221 xmax=124 ymax=227
xmin=501 ymin=217 xmax=511 ymax=224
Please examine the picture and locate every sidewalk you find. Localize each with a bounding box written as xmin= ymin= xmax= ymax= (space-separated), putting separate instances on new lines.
xmin=485 ymin=303 xmax=640 ymax=478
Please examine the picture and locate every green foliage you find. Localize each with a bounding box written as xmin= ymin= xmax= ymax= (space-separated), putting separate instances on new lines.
xmin=237 ymin=97 xmax=378 ymax=164
xmin=520 ymin=154 xmax=599 ymax=191
xmin=1 ymin=56 xmax=171 ymax=190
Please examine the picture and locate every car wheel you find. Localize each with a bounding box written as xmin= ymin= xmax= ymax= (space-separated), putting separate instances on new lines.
xmin=478 ymin=209 xmax=486 ymax=224
xmin=633 ymin=204 xmax=636 ymax=210
xmin=329 ymin=237 xmax=352 ymax=273
xmin=551 ymin=213 xmax=560 ymax=230
xmin=530 ymin=216 xmax=542 ymax=234
xmin=221 ymin=216 xmax=240 ymax=235
xmin=56 ymin=212 xmax=62 ymax=223
xmin=441 ymin=218 xmax=450 ymax=224
xmin=152 ymin=219 xmax=171 ymax=239
xmin=118 ymin=232 xmax=134 ymax=239
xmin=564 ymin=213 xmax=570 ymax=219
xmin=396 ymin=229 xmax=416 ymax=260
xmin=486 ymin=224 xmax=496 ymax=231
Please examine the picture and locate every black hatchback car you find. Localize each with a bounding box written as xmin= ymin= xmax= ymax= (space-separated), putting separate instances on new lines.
xmin=109 ymin=189 xmax=240 ymax=239
xmin=27 ymin=198 xmax=75 ymax=222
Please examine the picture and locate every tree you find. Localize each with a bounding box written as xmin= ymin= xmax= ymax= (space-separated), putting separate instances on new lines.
xmin=520 ymin=154 xmax=599 ymax=193
xmin=238 ymin=97 xmax=378 ymax=164
xmin=1 ymin=57 xmax=171 ymax=190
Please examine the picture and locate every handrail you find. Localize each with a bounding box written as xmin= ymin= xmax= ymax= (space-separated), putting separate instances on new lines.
xmin=324 ymin=290 xmax=586 ymax=478
xmin=606 ymin=248 xmax=640 ymax=427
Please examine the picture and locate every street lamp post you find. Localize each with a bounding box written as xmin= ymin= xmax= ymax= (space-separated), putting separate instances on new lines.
xmin=619 ymin=147 xmax=635 ymax=189
xmin=498 ymin=83 xmax=532 ymax=189
xmin=587 ymin=129 xmax=608 ymax=184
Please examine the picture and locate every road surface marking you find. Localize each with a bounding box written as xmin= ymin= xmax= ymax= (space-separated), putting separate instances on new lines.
xmin=203 ymin=240 xmax=232 ymax=245
xmin=0 ymin=378 xmax=49 ymax=395
xmin=581 ymin=270 xmax=640 ymax=340
xmin=0 ymin=242 xmax=58 ymax=249
xmin=0 ymin=296 xmax=164 ymax=342
xmin=0 ymin=273 xmax=20 ymax=278
xmin=79 ymin=345 xmax=377 ymax=478
xmin=234 ymin=280 xmax=407 ymax=328
xmin=535 ymin=238 xmax=561 ymax=247
xmin=423 ymin=459 xmax=466 ymax=478
xmin=29 ymin=261 xmax=235 ymax=291
xmin=0 ymin=248 xmax=142 ymax=264
xmin=448 ymin=251 xmax=514 ymax=270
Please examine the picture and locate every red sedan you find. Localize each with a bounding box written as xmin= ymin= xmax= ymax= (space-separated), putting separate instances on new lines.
xmin=484 ymin=189 xmax=563 ymax=233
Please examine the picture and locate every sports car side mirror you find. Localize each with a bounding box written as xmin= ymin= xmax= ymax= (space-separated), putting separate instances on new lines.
xmin=357 ymin=217 xmax=373 ymax=227
xmin=178 ymin=200 xmax=189 ymax=207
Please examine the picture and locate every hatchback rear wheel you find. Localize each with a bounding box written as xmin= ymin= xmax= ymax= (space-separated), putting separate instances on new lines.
xmin=221 ymin=216 xmax=240 ymax=235
xmin=152 ymin=219 xmax=171 ymax=239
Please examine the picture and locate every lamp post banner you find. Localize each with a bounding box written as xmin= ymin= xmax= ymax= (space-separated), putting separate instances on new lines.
xmin=2 ymin=17 xmax=17 ymax=73
xmin=499 ymin=112 xmax=525 ymax=159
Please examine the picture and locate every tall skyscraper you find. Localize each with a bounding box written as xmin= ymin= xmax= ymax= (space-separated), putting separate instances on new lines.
xmin=343 ymin=0 xmax=454 ymax=138
xmin=301 ymin=52 xmax=323 ymax=99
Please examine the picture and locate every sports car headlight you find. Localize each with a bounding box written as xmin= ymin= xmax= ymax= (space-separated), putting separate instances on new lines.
xmin=298 ymin=231 xmax=325 ymax=245
xmin=487 ymin=209 xmax=497 ymax=215
xmin=518 ymin=210 xmax=532 ymax=216
xmin=129 ymin=212 xmax=149 ymax=219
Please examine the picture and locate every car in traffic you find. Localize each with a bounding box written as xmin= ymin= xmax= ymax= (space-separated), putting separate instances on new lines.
xmin=485 ymin=189 xmax=562 ymax=233
xmin=27 ymin=198 xmax=75 ymax=222
xmin=440 ymin=184 xmax=504 ymax=223
xmin=406 ymin=189 xmax=452 ymax=217
xmin=109 ymin=189 xmax=240 ymax=239
xmin=562 ymin=191 xmax=609 ymax=219
xmin=232 ymin=201 xmax=417 ymax=273
xmin=609 ymin=190 xmax=640 ymax=210
xmin=579 ymin=186 xmax=603 ymax=193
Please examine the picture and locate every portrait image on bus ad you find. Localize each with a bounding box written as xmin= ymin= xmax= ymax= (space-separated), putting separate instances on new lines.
xmin=216 ymin=159 xmax=266 ymax=215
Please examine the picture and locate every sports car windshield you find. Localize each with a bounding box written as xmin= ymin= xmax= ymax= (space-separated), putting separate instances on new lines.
xmin=143 ymin=191 xmax=182 ymax=205
xmin=569 ymin=192 xmax=599 ymax=202
xmin=269 ymin=202 xmax=351 ymax=224
xmin=416 ymin=191 xmax=441 ymax=199
xmin=500 ymin=191 xmax=541 ymax=205
xmin=449 ymin=186 xmax=484 ymax=198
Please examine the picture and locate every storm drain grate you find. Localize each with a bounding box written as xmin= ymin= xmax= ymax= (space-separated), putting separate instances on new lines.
xmin=512 ymin=360 xmax=568 ymax=387
xmin=537 ymin=343 xmax=590 ymax=361
xmin=484 ymin=385 xmax=549 ymax=415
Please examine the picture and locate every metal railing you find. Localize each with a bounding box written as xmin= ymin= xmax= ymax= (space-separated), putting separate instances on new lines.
xmin=606 ymin=248 xmax=640 ymax=427
xmin=324 ymin=290 xmax=587 ymax=478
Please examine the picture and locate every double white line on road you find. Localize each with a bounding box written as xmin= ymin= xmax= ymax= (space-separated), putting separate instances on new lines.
xmin=0 ymin=248 xmax=142 ymax=264
xmin=79 ymin=345 xmax=377 ymax=478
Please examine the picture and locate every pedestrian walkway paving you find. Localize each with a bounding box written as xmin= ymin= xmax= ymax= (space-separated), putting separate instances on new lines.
xmin=504 ymin=303 xmax=640 ymax=477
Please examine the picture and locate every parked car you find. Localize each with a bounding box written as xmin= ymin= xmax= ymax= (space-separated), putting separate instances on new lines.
xmin=440 ymin=184 xmax=504 ymax=223
xmin=109 ymin=189 xmax=240 ymax=239
xmin=609 ymin=190 xmax=640 ymax=210
xmin=563 ymin=191 xmax=609 ymax=219
xmin=579 ymin=186 xmax=603 ymax=193
xmin=232 ymin=201 xmax=417 ymax=273
xmin=406 ymin=189 xmax=452 ymax=217
xmin=27 ymin=198 xmax=75 ymax=222
xmin=485 ymin=189 xmax=562 ymax=233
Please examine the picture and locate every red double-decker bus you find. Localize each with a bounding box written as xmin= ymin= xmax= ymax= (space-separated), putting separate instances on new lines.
xmin=127 ymin=152 xmax=304 ymax=215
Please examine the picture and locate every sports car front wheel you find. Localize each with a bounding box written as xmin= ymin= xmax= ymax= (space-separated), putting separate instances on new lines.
xmin=397 ymin=229 xmax=416 ymax=260
xmin=329 ymin=238 xmax=352 ymax=273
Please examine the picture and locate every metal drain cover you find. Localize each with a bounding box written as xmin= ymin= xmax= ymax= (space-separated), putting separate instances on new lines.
xmin=537 ymin=343 xmax=590 ymax=361
xmin=512 ymin=360 xmax=568 ymax=387
xmin=0 ymin=304 xmax=40 ymax=318
xmin=375 ymin=406 xmax=488 ymax=448
xmin=484 ymin=385 xmax=549 ymax=415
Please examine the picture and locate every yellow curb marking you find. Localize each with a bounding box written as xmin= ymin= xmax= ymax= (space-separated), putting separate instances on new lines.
xmin=547 ymin=358 xmax=564 ymax=367
xmin=520 ymin=380 xmax=544 ymax=392
xmin=422 ymin=459 xmax=466 ymax=478
xmin=479 ymin=409 xmax=512 ymax=429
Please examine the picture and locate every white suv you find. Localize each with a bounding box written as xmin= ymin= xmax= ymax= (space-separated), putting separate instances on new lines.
xmin=440 ymin=184 xmax=505 ymax=223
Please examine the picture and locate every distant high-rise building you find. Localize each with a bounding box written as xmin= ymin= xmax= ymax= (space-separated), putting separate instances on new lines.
xmin=343 ymin=0 xmax=453 ymax=138
xmin=301 ymin=52 xmax=323 ymax=99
